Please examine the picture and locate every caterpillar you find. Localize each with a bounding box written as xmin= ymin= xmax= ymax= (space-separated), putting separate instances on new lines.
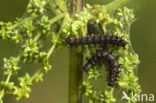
xmin=82 ymin=50 xmax=121 ymax=86
xmin=66 ymin=34 xmax=127 ymax=48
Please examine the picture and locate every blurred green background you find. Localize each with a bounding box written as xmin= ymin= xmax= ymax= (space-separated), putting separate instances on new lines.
xmin=0 ymin=0 xmax=156 ymax=103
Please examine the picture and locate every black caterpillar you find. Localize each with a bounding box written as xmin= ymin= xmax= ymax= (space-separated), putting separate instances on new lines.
xmin=66 ymin=34 xmax=127 ymax=48
xmin=82 ymin=50 xmax=121 ymax=86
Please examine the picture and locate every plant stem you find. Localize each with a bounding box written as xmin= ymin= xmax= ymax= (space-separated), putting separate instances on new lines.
xmin=69 ymin=48 xmax=83 ymax=103
xmin=105 ymin=0 xmax=129 ymax=12
xmin=90 ymin=0 xmax=128 ymax=15
xmin=70 ymin=0 xmax=83 ymax=13
xmin=47 ymin=31 xmax=60 ymax=58
xmin=47 ymin=13 xmax=67 ymax=58
xmin=0 ymin=90 xmax=4 ymax=101
xmin=49 ymin=13 xmax=67 ymax=24
xmin=0 ymin=72 xmax=12 ymax=100
xmin=68 ymin=0 xmax=84 ymax=103
xmin=11 ymin=14 xmax=38 ymax=29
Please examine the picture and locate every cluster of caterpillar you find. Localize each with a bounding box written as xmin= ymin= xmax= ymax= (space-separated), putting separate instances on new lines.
xmin=65 ymin=21 xmax=127 ymax=86
xmin=66 ymin=34 xmax=127 ymax=48
xmin=82 ymin=50 xmax=120 ymax=86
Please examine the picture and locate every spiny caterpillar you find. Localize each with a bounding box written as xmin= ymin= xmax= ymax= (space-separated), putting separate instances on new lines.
xmin=66 ymin=34 xmax=127 ymax=48
xmin=82 ymin=50 xmax=121 ymax=86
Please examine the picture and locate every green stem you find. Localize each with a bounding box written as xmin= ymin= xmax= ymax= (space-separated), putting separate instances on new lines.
xmin=33 ymin=32 xmax=41 ymax=42
xmin=91 ymin=0 xmax=128 ymax=15
xmin=49 ymin=13 xmax=67 ymax=24
xmin=105 ymin=0 xmax=129 ymax=12
xmin=47 ymin=13 xmax=67 ymax=58
xmin=110 ymin=87 xmax=115 ymax=95
xmin=11 ymin=11 xmax=66 ymax=30
xmin=68 ymin=49 xmax=83 ymax=103
xmin=0 ymin=72 xmax=12 ymax=100
xmin=11 ymin=14 xmax=38 ymax=29
xmin=68 ymin=0 xmax=84 ymax=103
xmin=47 ymin=26 xmax=62 ymax=58
xmin=0 ymin=90 xmax=4 ymax=101
xmin=6 ymin=72 xmax=12 ymax=83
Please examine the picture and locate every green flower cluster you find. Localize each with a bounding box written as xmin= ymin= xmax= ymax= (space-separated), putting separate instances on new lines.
xmin=62 ymin=8 xmax=90 ymax=37
xmin=0 ymin=0 xmax=66 ymax=102
xmin=118 ymin=53 xmax=141 ymax=102
xmin=2 ymin=57 xmax=20 ymax=75
xmin=0 ymin=22 xmax=22 ymax=43
xmin=27 ymin=0 xmax=47 ymax=15
xmin=13 ymin=74 xmax=32 ymax=100
xmin=40 ymin=16 xmax=51 ymax=34
xmin=98 ymin=90 xmax=116 ymax=103
xmin=82 ymin=80 xmax=116 ymax=103
xmin=22 ymin=39 xmax=40 ymax=62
